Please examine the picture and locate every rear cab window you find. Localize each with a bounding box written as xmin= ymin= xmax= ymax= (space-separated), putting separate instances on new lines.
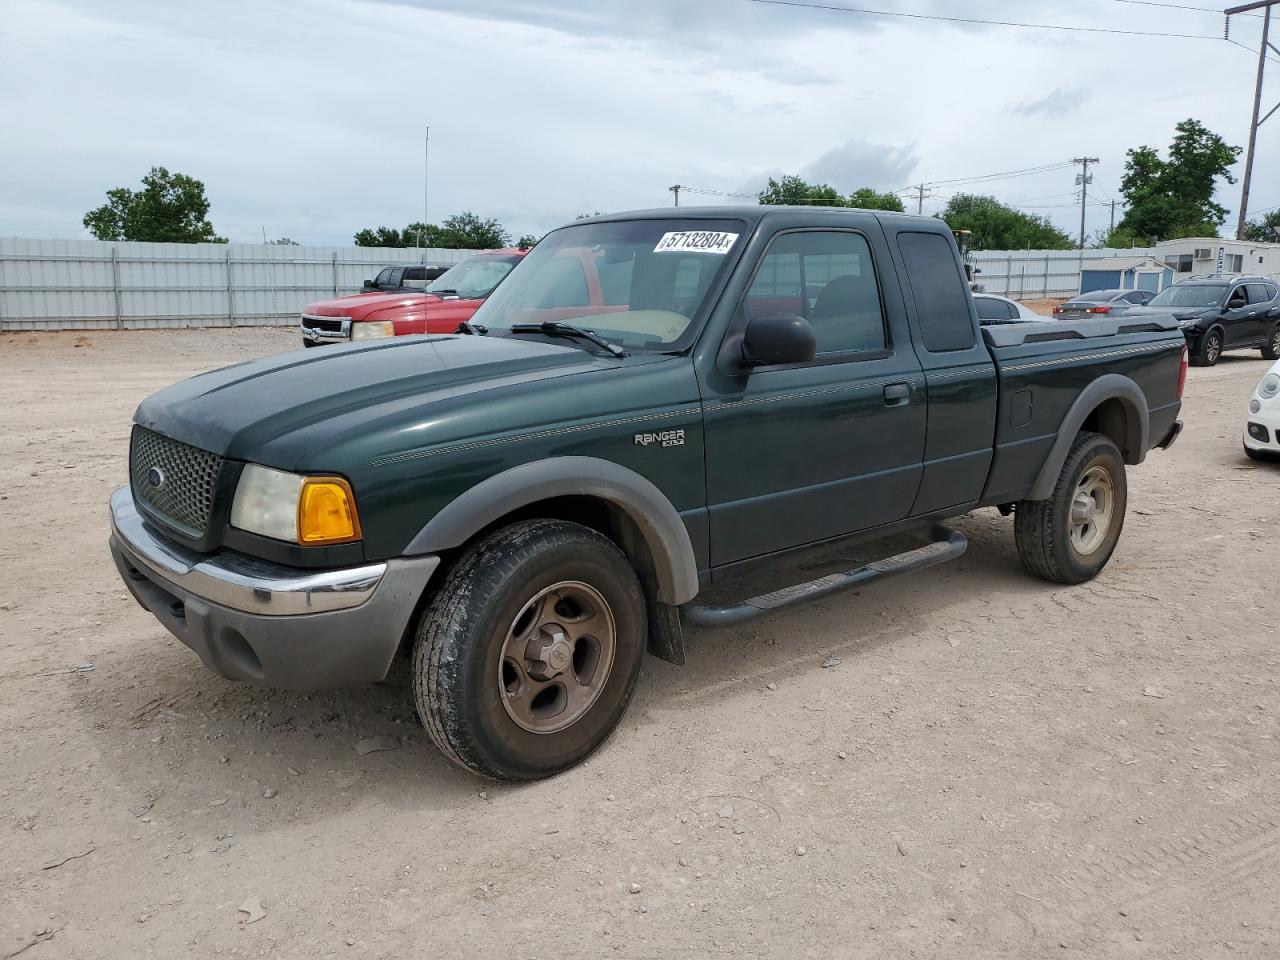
xmin=896 ymin=232 xmax=977 ymax=352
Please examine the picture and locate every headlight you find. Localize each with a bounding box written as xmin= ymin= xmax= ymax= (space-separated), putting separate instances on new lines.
xmin=231 ymin=464 xmax=361 ymax=545
xmin=1179 ymin=317 xmax=1201 ymax=329
xmin=1259 ymin=374 xmax=1280 ymax=400
xmin=351 ymin=321 xmax=395 ymax=340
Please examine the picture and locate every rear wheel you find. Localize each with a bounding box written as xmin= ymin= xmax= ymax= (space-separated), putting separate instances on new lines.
xmin=413 ymin=520 xmax=647 ymax=781
xmin=1193 ymin=328 xmax=1223 ymax=367
xmin=1015 ymin=431 xmax=1128 ymax=585
xmin=1262 ymin=325 xmax=1280 ymax=361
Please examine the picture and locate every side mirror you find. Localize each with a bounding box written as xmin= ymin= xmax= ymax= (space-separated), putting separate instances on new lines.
xmin=742 ymin=314 xmax=816 ymax=368
xmin=363 ymin=279 xmax=377 ymax=290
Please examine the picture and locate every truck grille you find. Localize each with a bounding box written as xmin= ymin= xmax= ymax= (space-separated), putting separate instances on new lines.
xmin=303 ymin=316 xmax=346 ymax=333
xmin=130 ymin=426 xmax=222 ymax=537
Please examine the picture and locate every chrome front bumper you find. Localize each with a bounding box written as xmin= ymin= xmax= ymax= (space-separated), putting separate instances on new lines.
xmin=109 ymin=485 xmax=439 ymax=687
xmin=110 ymin=486 xmax=383 ymax=615
xmin=300 ymin=314 xmax=350 ymax=344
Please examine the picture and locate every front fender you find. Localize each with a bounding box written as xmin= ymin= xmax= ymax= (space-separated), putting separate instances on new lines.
xmin=403 ymin=456 xmax=700 ymax=605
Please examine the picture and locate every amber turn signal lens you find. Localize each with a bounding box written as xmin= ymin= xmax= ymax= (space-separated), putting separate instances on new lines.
xmin=297 ymin=477 xmax=361 ymax=545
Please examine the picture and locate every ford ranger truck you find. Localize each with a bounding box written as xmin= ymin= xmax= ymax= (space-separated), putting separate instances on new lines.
xmin=111 ymin=207 xmax=1185 ymax=781
xmin=299 ymin=249 xmax=527 ymax=347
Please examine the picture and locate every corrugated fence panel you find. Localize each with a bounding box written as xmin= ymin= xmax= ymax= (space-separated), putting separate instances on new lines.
xmin=969 ymin=248 xmax=1156 ymax=298
xmin=0 ymin=239 xmax=475 ymax=330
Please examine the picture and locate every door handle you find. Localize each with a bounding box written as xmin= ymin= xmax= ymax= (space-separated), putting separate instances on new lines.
xmin=883 ymin=382 xmax=911 ymax=406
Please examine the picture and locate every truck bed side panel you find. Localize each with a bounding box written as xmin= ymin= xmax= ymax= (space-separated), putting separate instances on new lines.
xmin=982 ymin=329 xmax=1184 ymax=504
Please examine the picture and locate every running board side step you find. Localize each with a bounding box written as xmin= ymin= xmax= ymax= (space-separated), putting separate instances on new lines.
xmin=680 ymin=525 xmax=967 ymax=629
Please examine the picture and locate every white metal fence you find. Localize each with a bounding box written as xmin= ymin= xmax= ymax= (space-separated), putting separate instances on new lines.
xmin=970 ymin=247 xmax=1156 ymax=299
xmin=0 ymin=238 xmax=473 ymax=331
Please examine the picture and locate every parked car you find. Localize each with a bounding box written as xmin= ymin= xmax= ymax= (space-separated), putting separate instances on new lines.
xmin=1127 ymin=275 xmax=1280 ymax=366
xmin=363 ymin=264 xmax=451 ymax=292
xmin=973 ymin=293 xmax=1045 ymax=323
xmin=299 ymin=250 xmax=528 ymax=347
xmin=1244 ymin=359 xmax=1280 ymax=461
xmin=110 ymin=206 xmax=1186 ymax=781
xmin=1052 ymin=288 xmax=1154 ymax=319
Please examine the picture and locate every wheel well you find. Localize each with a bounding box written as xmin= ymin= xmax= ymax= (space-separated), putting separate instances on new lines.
xmin=1080 ymin=397 xmax=1141 ymax=463
xmin=441 ymin=495 xmax=661 ymax=596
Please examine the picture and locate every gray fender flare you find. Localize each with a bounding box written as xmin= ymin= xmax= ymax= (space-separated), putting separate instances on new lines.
xmin=1026 ymin=374 xmax=1150 ymax=501
xmin=403 ymin=456 xmax=700 ymax=605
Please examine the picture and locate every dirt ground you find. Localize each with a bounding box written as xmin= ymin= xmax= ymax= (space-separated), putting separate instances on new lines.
xmin=2 ymin=329 xmax=1278 ymax=959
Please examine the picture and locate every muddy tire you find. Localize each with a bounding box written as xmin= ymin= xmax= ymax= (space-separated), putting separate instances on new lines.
xmin=1014 ymin=431 xmax=1127 ymax=585
xmin=413 ymin=520 xmax=647 ymax=781
xmin=1192 ymin=328 xmax=1223 ymax=367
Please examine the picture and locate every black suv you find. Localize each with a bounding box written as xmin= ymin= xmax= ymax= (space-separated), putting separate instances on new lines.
xmin=1137 ymin=276 xmax=1280 ymax=366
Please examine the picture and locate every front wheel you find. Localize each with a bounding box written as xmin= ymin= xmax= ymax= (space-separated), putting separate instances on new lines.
xmin=1193 ymin=328 xmax=1223 ymax=367
xmin=1014 ymin=431 xmax=1128 ymax=585
xmin=413 ymin=520 xmax=647 ymax=781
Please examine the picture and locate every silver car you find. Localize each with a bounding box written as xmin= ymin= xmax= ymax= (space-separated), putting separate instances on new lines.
xmin=1053 ymin=288 xmax=1154 ymax=320
xmin=974 ymin=293 xmax=1046 ymax=323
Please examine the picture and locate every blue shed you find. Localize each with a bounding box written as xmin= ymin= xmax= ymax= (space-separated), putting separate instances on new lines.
xmin=1079 ymin=256 xmax=1169 ymax=295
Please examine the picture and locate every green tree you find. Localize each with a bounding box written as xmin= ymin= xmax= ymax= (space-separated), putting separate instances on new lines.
xmin=267 ymin=236 xmax=298 ymax=245
xmin=847 ymin=187 xmax=905 ymax=212
xmin=354 ymin=226 xmax=405 ymax=247
xmin=83 ymin=166 xmax=224 ymax=243
xmin=757 ymin=175 xmax=846 ymax=207
xmin=515 ymin=233 xmax=540 ymax=248
xmin=355 ymin=212 xmax=509 ymax=249
xmin=937 ymin=194 xmax=1074 ymax=251
xmin=1116 ymin=119 xmax=1241 ymax=243
xmin=435 ymin=211 xmax=509 ymax=249
xmin=1244 ymin=208 xmax=1280 ymax=242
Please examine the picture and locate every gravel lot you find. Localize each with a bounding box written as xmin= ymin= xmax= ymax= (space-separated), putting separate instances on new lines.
xmin=2 ymin=329 xmax=1278 ymax=959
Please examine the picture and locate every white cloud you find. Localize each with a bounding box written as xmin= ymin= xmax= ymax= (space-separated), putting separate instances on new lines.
xmin=0 ymin=0 xmax=1269 ymax=244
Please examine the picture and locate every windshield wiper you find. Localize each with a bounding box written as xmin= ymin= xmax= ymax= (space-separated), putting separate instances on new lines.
xmin=509 ymin=321 xmax=629 ymax=358
xmin=455 ymin=320 xmax=487 ymax=335
xmin=429 ymin=288 xmax=458 ymax=296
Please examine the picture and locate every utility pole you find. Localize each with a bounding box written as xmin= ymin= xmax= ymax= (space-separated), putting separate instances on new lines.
xmin=1228 ymin=0 xmax=1278 ymax=239
xmin=1110 ymin=200 xmax=1117 ymax=235
xmin=669 ymin=185 xmax=681 ymax=207
xmin=1072 ymin=157 xmax=1099 ymax=250
xmin=916 ymin=183 xmax=926 ymax=215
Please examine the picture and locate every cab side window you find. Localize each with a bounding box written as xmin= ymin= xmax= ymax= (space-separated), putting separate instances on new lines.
xmin=742 ymin=231 xmax=886 ymax=357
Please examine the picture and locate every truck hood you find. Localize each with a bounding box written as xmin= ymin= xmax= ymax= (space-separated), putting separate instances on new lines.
xmin=303 ymin=291 xmax=472 ymax=319
xmin=134 ymin=335 xmax=608 ymax=467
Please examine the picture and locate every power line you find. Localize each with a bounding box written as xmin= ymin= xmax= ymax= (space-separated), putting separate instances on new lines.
xmin=1112 ymin=0 xmax=1261 ymax=14
xmin=743 ymin=0 xmax=1221 ymax=39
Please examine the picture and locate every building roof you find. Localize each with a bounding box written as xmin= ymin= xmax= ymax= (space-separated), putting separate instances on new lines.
xmin=1081 ymin=255 xmax=1163 ymax=272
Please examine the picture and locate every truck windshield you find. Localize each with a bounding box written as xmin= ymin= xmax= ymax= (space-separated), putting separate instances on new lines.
xmin=471 ymin=218 xmax=747 ymax=351
xmin=1147 ymin=284 xmax=1227 ymax=308
xmin=427 ymin=255 xmax=522 ymax=299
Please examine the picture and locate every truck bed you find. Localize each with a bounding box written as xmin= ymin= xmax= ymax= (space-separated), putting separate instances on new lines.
xmin=980 ymin=313 xmax=1185 ymax=505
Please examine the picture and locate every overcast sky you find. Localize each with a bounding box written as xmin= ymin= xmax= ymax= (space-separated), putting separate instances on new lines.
xmin=0 ymin=0 xmax=1273 ymax=246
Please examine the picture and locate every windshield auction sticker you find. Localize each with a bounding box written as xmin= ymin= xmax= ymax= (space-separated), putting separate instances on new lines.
xmin=653 ymin=231 xmax=739 ymax=254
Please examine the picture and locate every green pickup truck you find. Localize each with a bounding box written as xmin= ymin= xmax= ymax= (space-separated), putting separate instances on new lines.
xmin=110 ymin=207 xmax=1186 ymax=780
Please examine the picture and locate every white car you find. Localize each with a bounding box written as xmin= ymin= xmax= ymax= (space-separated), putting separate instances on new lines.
xmin=1245 ymin=359 xmax=1280 ymax=461
xmin=973 ymin=293 xmax=1046 ymax=323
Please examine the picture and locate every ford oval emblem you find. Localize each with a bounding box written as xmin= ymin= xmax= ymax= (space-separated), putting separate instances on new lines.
xmin=147 ymin=466 xmax=166 ymax=490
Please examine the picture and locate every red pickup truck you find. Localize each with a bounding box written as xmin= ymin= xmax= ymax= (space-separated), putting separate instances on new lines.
xmin=300 ymin=249 xmax=528 ymax=347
